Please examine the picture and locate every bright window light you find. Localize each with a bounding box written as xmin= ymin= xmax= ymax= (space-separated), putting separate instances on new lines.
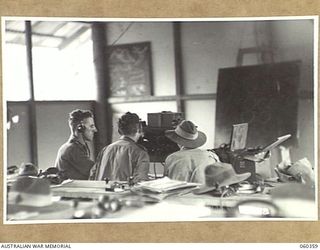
xmin=3 ymin=44 xmax=31 ymax=101
xmin=6 ymin=121 xmax=11 ymax=130
xmin=33 ymin=38 xmax=97 ymax=101
xmin=4 ymin=27 xmax=97 ymax=101
xmin=12 ymin=115 xmax=20 ymax=124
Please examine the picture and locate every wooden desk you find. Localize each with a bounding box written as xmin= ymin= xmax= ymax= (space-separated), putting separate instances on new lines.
xmin=51 ymin=180 xmax=273 ymax=207
xmin=51 ymin=180 xmax=131 ymax=199
xmin=8 ymin=180 xmax=295 ymax=222
xmin=44 ymin=180 xmax=274 ymax=221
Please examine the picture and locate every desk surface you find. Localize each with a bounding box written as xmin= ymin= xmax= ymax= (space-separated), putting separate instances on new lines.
xmin=51 ymin=180 xmax=131 ymax=199
xmin=7 ymin=180 xmax=282 ymax=222
xmin=51 ymin=180 xmax=273 ymax=202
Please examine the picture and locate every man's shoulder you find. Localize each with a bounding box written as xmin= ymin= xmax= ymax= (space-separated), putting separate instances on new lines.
xmin=104 ymin=139 xmax=129 ymax=150
xmin=100 ymin=138 xmax=148 ymax=155
xmin=165 ymin=150 xmax=184 ymax=162
xmin=119 ymin=138 xmax=147 ymax=152
xmin=134 ymin=142 xmax=148 ymax=152
xmin=165 ymin=148 xmax=211 ymax=161
xmin=59 ymin=140 xmax=83 ymax=154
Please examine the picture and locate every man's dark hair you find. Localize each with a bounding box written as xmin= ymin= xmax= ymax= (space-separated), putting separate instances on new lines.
xmin=118 ymin=112 xmax=141 ymax=135
xmin=68 ymin=109 xmax=93 ymax=131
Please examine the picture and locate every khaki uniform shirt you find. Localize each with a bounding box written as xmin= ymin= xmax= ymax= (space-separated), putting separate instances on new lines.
xmin=90 ymin=136 xmax=150 ymax=183
xmin=164 ymin=148 xmax=220 ymax=184
xmin=54 ymin=136 xmax=94 ymax=180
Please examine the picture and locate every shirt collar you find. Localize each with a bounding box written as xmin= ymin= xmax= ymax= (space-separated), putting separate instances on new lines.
xmin=180 ymin=146 xmax=196 ymax=151
xmin=69 ymin=135 xmax=90 ymax=156
xmin=120 ymin=135 xmax=136 ymax=143
xmin=69 ymin=135 xmax=85 ymax=146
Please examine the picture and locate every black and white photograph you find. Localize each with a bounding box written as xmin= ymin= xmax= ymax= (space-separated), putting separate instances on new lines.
xmin=3 ymin=16 xmax=318 ymax=223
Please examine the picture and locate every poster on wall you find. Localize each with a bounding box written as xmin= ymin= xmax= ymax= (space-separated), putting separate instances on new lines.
xmin=107 ymin=41 xmax=153 ymax=97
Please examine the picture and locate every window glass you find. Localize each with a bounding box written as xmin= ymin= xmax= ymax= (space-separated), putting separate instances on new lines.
xmin=32 ymin=29 xmax=97 ymax=100
xmin=4 ymin=20 xmax=97 ymax=101
xmin=3 ymin=43 xmax=31 ymax=101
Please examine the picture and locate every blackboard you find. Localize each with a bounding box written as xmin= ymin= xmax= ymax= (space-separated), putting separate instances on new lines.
xmin=214 ymin=61 xmax=300 ymax=149
xmin=107 ymin=42 xmax=153 ymax=97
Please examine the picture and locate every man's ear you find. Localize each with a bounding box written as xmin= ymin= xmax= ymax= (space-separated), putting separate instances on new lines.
xmin=77 ymin=124 xmax=85 ymax=133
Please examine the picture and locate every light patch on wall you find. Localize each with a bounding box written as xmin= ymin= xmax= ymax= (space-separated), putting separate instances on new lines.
xmin=184 ymin=99 xmax=216 ymax=149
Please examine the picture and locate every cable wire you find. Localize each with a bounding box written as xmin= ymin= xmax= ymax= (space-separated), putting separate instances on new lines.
xmin=110 ymin=23 xmax=134 ymax=46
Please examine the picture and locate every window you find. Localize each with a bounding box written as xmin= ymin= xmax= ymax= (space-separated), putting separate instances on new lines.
xmin=32 ymin=33 xmax=97 ymax=100
xmin=4 ymin=20 xmax=97 ymax=101
xmin=3 ymin=43 xmax=30 ymax=101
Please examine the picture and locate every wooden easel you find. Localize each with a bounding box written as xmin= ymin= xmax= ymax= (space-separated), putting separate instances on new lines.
xmin=236 ymin=46 xmax=274 ymax=66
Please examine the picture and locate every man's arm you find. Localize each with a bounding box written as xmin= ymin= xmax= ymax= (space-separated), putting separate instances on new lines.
xmin=133 ymin=150 xmax=150 ymax=183
xmin=88 ymin=147 xmax=108 ymax=180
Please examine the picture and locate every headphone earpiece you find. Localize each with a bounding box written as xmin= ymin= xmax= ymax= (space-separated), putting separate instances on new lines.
xmin=77 ymin=124 xmax=85 ymax=133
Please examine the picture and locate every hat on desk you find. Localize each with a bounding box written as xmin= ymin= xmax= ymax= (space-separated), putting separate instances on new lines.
xmin=7 ymin=176 xmax=74 ymax=221
xmin=8 ymin=176 xmax=53 ymax=207
xmin=165 ymin=120 xmax=207 ymax=148
xmin=18 ymin=163 xmax=39 ymax=177
xmin=194 ymin=162 xmax=251 ymax=194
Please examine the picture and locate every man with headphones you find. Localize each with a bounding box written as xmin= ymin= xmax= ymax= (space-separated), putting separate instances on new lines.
xmin=90 ymin=112 xmax=150 ymax=183
xmin=54 ymin=109 xmax=98 ymax=180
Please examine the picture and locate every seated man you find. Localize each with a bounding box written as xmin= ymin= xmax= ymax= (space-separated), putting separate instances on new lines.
xmin=90 ymin=112 xmax=150 ymax=183
xmin=164 ymin=120 xmax=220 ymax=184
xmin=54 ymin=109 xmax=98 ymax=180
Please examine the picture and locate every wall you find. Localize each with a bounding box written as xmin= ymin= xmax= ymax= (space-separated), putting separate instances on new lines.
xmin=181 ymin=21 xmax=268 ymax=95
xmin=184 ymin=100 xmax=216 ymax=149
xmin=107 ymin=22 xmax=176 ymax=96
xmin=105 ymin=21 xmax=272 ymax=149
xmin=181 ymin=21 xmax=269 ymax=149
xmin=105 ymin=20 xmax=315 ymax=172
xmin=106 ymin=22 xmax=179 ymax=148
xmin=271 ymin=20 xmax=315 ymax=166
xmin=6 ymin=103 xmax=31 ymax=167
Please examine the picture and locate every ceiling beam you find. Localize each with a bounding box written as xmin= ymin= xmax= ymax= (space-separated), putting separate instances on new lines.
xmin=6 ymin=28 xmax=65 ymax=39
xmin=58 ymin=26 xmax=90 ymax=50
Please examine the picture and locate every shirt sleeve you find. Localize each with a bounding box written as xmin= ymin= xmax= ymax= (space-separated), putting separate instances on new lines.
xmin=88 ymin=164 xmax=97 ymax=180
xmin=88 ymin=147 xmax=106 ymax=180
xmin=132 ymin=150 xmax=150 ymax=183
xmin=163 ymin=155 xmax=171 ymax=176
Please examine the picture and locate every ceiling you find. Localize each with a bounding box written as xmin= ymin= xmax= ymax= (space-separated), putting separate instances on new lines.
xmin=4 ymin=20 xmax=92 ymax=50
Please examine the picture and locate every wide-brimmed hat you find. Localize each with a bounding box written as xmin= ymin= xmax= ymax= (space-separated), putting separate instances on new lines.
xmin=18 ymin=163 xmax=39 ymax=177
xmin=7 ymin=176 xmax=74 ymax=221
xmin=165 ymin=120 xmax=206 ymax=148
xmin=8 ymin=176 xmax=52 ymax=207
xmin=194 ymin=162 xmax=251 ymax=194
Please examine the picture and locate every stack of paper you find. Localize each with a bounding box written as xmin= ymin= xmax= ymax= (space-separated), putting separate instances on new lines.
xmin=132 ymin=177 xmax=200 ymax=201
xmin=137 ymin=177 xmax=198 ymax=192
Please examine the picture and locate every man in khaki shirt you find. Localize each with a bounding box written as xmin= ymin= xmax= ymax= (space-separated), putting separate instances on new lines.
xmin=55 ymin=109 xmax=98 ymax=180
xmin=164 ymin=120 xmax=220 ymax=184
xmin=90 ymin=112 xmax=150 ymax=183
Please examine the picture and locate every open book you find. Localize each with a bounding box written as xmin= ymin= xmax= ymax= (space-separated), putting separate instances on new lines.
xmin=131 ymin=177 xmax=200 ymax=201
xmin=136 ymin=177 xmax=199 ymax=193
xmin=243 ymin=134 xmax=291 ymax=162
xmin=261 ymin=134 xmax=291 ymax=152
